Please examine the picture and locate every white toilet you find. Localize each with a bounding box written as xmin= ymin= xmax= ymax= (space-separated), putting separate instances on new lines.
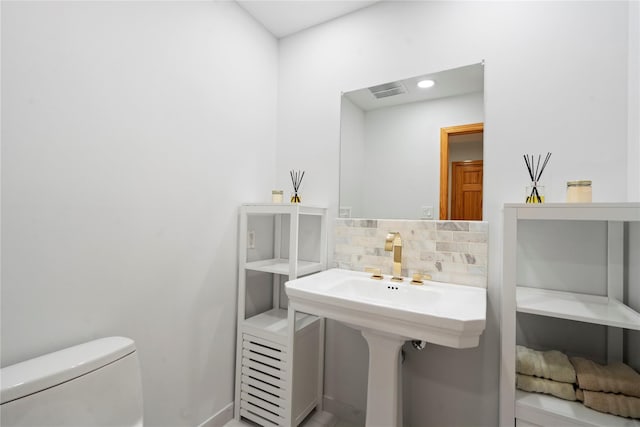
xmin=1 ymin=336 xmax=144 ymax=426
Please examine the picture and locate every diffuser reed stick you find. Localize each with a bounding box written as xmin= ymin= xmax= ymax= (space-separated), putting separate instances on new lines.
xmin=524 ymin=152 xmax=551 ymax=203
xmin=290 ymin=170 xmax=304 ymax=203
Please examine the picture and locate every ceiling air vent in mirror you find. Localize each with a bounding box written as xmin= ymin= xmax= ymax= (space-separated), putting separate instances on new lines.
xmin=368 ymin=82 xmax=407 ymax=99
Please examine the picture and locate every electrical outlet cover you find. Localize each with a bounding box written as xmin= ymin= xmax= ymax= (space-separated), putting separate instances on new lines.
xmin=421 ymin=206 xmax=433 ymax=219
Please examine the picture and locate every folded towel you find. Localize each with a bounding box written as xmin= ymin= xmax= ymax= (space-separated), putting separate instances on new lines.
xmin=571 ymin=357 xmax=640 ymax=398
xmin=576 ymin=389 xmax=640 ymax=419
xmin=516 ymin=345 xmax=576 ymax=384
xmin=516 ymin=374 xmax=577 ymax=401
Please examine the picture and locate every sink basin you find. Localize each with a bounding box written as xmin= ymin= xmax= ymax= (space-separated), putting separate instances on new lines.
xmin=285 ymin=268 xmax=487 ymax=427
xmin=285 ymin=268 xmax=486 ymax=348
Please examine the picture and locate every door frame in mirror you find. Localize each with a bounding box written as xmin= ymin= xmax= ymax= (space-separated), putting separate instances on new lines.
xmin=439 ymin=122 xmax=484 ymax=220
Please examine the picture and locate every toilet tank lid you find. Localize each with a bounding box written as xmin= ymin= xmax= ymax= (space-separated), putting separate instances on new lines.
xmin=1 ymin=336 xmax=136 ymax=404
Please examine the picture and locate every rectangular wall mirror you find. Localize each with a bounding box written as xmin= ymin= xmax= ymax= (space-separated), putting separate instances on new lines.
xmin=339 ymin=62 xmax=485 ymax=220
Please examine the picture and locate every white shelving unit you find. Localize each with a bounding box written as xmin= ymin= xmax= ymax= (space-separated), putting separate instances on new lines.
xmin=500 ymin=203 xmax=640 ymax=427
xmin=234 ymin=203 xmax=327 ymax=427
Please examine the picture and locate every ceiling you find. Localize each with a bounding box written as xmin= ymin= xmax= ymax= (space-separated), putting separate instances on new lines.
xmin=236 ymin=0 xmax=381 ymax=38
xmin=234 ymin=1 xmax=484 ymax=110
xmin=345 ymin=63 xmax=485 ymax=111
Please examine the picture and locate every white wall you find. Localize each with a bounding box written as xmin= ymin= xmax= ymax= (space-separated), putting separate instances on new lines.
xmin=362 ymin=92 xmax=483 ymax=219
xmin=629 ymin=0 xmax=640 ymax=201
xmin=1 ymin=2 xmax=278 ymax=425
xmin=277 ymin=1 xmax=637 ymax=425
xmin=339 ymin=97 xmax=366 ymax=218
xmin=339 ymin=92 xmax=483 ymax=220
xmin=449 ymin=135 xmax=483 ymax=164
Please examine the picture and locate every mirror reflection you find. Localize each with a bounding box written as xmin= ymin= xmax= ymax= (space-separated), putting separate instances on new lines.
xmin=339 ymin=63 xmax=484 ymax=220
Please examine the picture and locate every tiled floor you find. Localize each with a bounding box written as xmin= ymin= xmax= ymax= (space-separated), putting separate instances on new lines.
xmin=224 ymin=410 xmax=356 ymax=427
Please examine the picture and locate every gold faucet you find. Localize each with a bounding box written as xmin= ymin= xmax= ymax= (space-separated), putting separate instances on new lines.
xmin=384 ymin=232 xmax=403 ymax=282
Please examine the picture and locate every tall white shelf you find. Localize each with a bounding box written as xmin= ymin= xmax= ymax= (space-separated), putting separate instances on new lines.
xmin=500 ymin=203 xmax=640 ymax=427
xmin=234 ymin=203 xmax=327 ymax=427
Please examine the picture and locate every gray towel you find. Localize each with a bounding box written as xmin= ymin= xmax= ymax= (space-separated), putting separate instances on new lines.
xmin=571 ymin=357 xmax=640 ymax=398
xmin=516 ymin=345 xmax=576 ymax=384
xmin=576 ymin=389 xmax=640 ymax=419
xmin=516 ymin=374 xmax=577 ymax=401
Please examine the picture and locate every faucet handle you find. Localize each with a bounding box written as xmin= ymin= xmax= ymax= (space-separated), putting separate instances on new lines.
xmin=411 ymin=272 xmax=431 ymax=285
xmin=365 ymin=267 xmax=383 ymax=280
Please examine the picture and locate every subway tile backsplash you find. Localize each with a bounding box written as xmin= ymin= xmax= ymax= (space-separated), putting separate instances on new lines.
xmin=333 ymin=219 xmax=488 ymax=288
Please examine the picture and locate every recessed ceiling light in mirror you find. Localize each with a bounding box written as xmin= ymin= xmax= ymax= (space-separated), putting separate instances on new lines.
xmin=417 ymin=79 xmax=435 ymax=89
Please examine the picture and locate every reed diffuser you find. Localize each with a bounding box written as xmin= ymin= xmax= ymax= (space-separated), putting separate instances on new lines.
xmin=524 ymin=153 xmax=551 ymax=203
xmin=290 ymin=170 xmax=304 ymax=203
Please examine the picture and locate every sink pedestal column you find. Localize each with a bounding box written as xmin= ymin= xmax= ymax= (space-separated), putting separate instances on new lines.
xmin=361 ymin=329 xmax=405 ymax=427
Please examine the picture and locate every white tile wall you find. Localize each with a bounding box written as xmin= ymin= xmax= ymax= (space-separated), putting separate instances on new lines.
xmin=333 ymin=219 xmax=488 ymax=288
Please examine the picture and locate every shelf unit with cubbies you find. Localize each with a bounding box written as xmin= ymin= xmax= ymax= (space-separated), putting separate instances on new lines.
xmin=500 ymin=203 xmax=640 ymax=427
xmin=234 ymin=203 xmax=327 ymax=427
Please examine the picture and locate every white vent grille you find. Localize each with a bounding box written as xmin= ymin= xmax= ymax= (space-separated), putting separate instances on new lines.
xmin=368 ymin=81 xmax=407 ymax=99
xmin=240 ymin=334 xmax=288 ymax=426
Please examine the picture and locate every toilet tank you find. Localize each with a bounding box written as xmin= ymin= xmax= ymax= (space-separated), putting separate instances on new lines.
xmin=1 ymin=337 xmax=143 ymax=427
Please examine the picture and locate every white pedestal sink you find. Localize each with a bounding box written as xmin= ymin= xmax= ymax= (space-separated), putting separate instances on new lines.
xmin=285 ymin=268 xmax=486 ymax=427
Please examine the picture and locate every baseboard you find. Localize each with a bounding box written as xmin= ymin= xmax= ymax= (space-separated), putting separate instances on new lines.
xmin=322 ymin=395 xmax=365 ymax=426
xmin=198 ymin=402 xmax=234 ymax=427
xmin=197 ymin=397 xmax=364 ymax=427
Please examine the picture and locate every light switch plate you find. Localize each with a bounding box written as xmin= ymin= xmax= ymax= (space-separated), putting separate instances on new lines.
xmin=421 ymin=206 xmax=433 ymax=219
